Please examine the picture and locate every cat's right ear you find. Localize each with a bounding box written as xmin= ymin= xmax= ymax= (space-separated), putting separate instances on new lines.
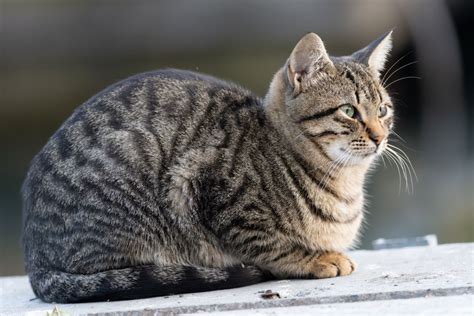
xmin=286 ymin=33 xmax=334 ymax=96
xmin=351 ymin=31 xmax=393 ymax=77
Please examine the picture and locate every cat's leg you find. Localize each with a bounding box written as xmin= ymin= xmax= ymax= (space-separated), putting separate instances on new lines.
xmin=265 ymin=249 xmax=356 ymax=279
xmin=166 ymin=148 xmax=355 ymax=279
xmin=220 ymin=224 xmax=355 ymax=279
xmin=256 ymin=245 xmax=355 ymax=279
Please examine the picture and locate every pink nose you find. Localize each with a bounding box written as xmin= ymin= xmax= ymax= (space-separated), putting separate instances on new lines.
xmin=369 ymin=133 xmax=385 ymax=145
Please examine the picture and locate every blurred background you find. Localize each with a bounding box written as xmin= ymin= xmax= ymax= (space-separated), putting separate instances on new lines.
xmin=1 ymin=0 xmax=473 ymax=276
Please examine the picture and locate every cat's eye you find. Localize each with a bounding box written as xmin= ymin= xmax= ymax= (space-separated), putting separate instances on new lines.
xmin=378 ymin=105 xmax=388 ymax=118
xmin=340 ymin=104 xmax=356 ymax=118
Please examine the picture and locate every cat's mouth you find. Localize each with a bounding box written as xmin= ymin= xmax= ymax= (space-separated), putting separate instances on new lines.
xmin=340 ymin=147 xmax=376 ymax=157
xmin=326 ymin=140 xmax=387 ymax=164
xmin=331 ymin=146 xmax=379 ymax=165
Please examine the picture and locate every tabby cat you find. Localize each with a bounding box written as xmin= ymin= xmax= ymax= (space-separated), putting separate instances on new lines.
xmin=22 ymin=31 xmax=394 ymax=303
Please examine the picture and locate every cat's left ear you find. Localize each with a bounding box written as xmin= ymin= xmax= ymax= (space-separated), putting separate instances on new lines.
xmin=351 ymin=30 xmax=393 ymax=77
xmin=286 ymin=33 xmax=335 ymax=96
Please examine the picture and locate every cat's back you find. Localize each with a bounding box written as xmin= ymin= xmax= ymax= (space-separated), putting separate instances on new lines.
xmin=92 ymin=68 xmax=255 ymax=110
xmin=22 ymin=68 xmax=261 ymax=210
xmin=21 ymin=69 xmax=263 ymax=273
xmin=25 ymin=68 xmax=260 ymax=177
xmin=22 ymin=68 xmax=261 ymax=205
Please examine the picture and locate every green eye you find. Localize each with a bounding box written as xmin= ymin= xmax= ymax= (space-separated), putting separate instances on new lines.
xmin=340 ymin=104 xmax=356 ymax=118
xmin=378 ymin=105 xmax=388 ymax=118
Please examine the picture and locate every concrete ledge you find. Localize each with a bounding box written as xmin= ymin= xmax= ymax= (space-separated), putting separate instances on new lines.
xmin=1 ymin=243 xmax=473 ymax=315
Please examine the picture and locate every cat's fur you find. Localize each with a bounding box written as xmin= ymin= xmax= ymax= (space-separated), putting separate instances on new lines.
xmin=22 ymin=32 xmax=394 ymax=303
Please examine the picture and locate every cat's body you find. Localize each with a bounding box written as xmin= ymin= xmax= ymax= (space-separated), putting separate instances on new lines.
xmin=22 ymin=32 xmax=394 ymax=303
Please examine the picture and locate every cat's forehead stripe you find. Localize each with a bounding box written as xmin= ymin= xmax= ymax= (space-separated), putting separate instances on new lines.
xmin=346 ymin=65 xmax=382 ymax=108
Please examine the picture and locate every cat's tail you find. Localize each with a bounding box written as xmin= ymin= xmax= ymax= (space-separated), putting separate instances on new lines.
xmin=28 ymin=264 xmax=272 ymax=303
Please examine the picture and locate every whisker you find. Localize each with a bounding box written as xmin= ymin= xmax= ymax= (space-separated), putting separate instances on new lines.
xmin=382 ymin=61 xmax=418 ymax=87
xmin=385 ymin=147 xmax=409 ymax=193
xmin=385 ymin=76 xmax=421 ymax=89
xmin=390 ymin=130 xmax=406 ymax=143
xmin=387 ymin=144 xmax=418 ymax=183
xmin=388 ymin=136 xmax=418 ymax=152
xmin=330 ymin=152 xmax=352 ymax=187
xmin=319 ymin=154 xmax=345 ymax=192
xmin=294 ymin=130 xmax=308 ymax=142
xmin=314 ymin=154 xmax=346 ymax=205
xmin=389 ymin=96 xmax=410 ymax=109
xmin=380 ymin=154 xmax=387 ymax=168
xmin=386 ymin=146 xmax=412 ymax=194
xmin=383 ymin=149 xmax=403 ymax=194
xmin=320 ymin=151 xmax=351 ymax=194
xmin=381 ymin=52 xmax=412 ymax=85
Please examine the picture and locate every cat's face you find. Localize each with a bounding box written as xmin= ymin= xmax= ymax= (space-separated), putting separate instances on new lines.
xmin=288 ymin=62 xmax=393 ymax=165
xmin=284 ymin=32 xmax=394 ymax=166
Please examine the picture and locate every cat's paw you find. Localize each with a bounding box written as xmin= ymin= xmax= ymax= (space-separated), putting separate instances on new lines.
xmin=310 ymin=252 xmax=355 ymax=278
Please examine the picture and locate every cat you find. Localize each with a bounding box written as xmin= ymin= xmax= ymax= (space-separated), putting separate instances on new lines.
xmin=22 ymin=31 xmax=394 ymax=303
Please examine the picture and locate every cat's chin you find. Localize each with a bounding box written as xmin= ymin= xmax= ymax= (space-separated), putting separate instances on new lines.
xmin=327 ymin=145 xmax=377 ymax=166
xmin=347 ymin=153 xmax=377 ymax=166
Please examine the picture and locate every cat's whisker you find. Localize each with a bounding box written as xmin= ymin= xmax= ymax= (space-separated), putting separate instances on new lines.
xmin=314 ymin=157 xmax=340 ymax=206
xmin=385 ymin=146 xmax=413 ymax=194
xmin=294 ymin=130 xmax=308 ymax=142
xmin=382 ymin=61 xmax=418 ymax=87
xmin=391 ymin=148 xmax=411 ymax=194
xmin=387 ymin=144 xmax=418 ymax=188
xmin=383 ymin=148 xmax=405 ymax=194
xmin=388 ymin=138 xmax=405 ymax=145
xmin=336 ymin=154 xmax=351 ymax=176
xmin=383 ymin=150 xmax=402 ymax=194
xmin=379 ymin=153 xmax=387 ymax=168
xmin=318 ymin=154 xmax=345 ymax=193
xmin=390 ymin=130 xmax=406 ymax=143
xmin=384 ymin=76 xmax=421 ymax=89
xmin=326 ymin=157 xmax=345 ymax=183
xmin=293 ymin=135 xmax=348 ymax=192
xmin=387 ymin=144 xmax=417 ymax=177
xmin=327 ymin=152 xmax=352 ymax=190
xmin=317 ymin=152 xmax=349 ymax=199
xmin=320 ymin=151 xmax=353 ymax=201
xmin=381 ymin=52 xmax=411 ymax=85
xmin=388 ymin=136 xmax=418 ymax=153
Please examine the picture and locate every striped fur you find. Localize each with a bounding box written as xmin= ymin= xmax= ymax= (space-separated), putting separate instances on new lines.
xmin=22 ymin=32 xmax=394 ymax=302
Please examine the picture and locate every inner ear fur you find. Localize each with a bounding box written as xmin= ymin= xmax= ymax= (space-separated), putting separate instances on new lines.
xmin=351 ymin=30 xmax=393 ymax=77
xmin=286 ymin=33 xmax=334 ymax=96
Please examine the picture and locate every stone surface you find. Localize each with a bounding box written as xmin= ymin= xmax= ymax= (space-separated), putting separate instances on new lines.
xmin=1 ymin=243 xmax=473 ymax=316
xmin=187 ymin=295 xmax=473 ymax=316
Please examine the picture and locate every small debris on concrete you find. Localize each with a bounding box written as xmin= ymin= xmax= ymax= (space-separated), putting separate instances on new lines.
xmin=260 ymin=289 xmax=281 ymax=300
xmin=46 ymin=306 xmax=70 ymax=316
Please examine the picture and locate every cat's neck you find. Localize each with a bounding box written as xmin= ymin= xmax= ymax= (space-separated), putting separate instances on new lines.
xmin=263 ymin=68 xmax=334 ymax=170
xmin=263 ymin=69 xmax=319 ymax=160
xmin=334 ymin=163 xmax=370 ymax=193
xmin=263 ymin=69 xmax=290 ymax=139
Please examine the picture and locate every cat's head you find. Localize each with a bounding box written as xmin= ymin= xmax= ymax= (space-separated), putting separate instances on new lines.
xmin=268 ymin=31 xmax=394 ymax=166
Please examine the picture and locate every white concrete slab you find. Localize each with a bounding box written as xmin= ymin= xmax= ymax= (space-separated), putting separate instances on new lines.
xmin=187 ymin=295 xmax=474 ymax=316
xmin=1 ymin=243 xmax=473 ymax=316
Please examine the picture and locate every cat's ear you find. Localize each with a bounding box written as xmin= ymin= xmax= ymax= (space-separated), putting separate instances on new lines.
xmin=286 ymin=33 xmax=334 ymax=96
xmin=351 ymin=31 xmax=393 ymax=76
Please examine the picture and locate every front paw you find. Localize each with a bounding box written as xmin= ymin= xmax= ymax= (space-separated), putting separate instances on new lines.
xmin=310 ymin=252 xmax=355 ymax=279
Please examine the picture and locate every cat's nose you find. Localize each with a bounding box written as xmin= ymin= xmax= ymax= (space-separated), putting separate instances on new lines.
xmin=367 ymin=125 xmax=386 ymax=146
xmin=369 ymin=133 xmax=385 ymax=146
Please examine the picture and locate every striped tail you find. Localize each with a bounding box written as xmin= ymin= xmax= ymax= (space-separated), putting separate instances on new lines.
xmin=28 ymin=264 xmax=272 ymax=303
